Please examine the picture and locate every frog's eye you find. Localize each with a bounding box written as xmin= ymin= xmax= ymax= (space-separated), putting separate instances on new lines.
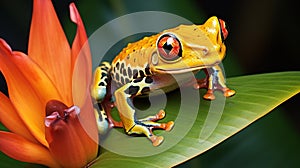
xmin=218 ymin=19 xmax=228 ymax=41
xmin=157 ymin=34 xmax=182 ymax=61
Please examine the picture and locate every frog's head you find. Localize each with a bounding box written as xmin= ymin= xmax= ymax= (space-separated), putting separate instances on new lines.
xmin=151 ymin=16 xmax=228 ymax=74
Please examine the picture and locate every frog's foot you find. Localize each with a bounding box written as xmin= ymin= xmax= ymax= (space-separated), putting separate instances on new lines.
xmin=139 ymin=110 xmax=174 ymax=131
xmin=188 ymin=67 xmax=235 ymax=100
xmin=139 ymin=109 xmax=165 ymax=122
xmin=128 ymin=121 xmax=174 ymax=146
xmin=188 ymin=76 xmax=235 ymax=100
xmin=127 ymin=110 xmax=174 ymax=146
xmin=195 ymin=79 xmax=235 ymax=100
xmin=222 ymin=87 xmax=236 ymax=97
xmin=201 ymin=88 xmax=235 ymax=100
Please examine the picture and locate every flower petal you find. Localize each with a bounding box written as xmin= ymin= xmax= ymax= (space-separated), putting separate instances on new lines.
xmin=70 ymin=3 xmax=98 ymax=154
xmin=71 ymin=98 xmax=98 ymax=163
xmin=70 ymin=2 xmax=92 ymax=107
xmin=70 ymin=3 xmax=91 ymax=72
xmin=0 ymin=92 xmax=37 ymax=143
xmin=0 ymin=131 xmax=60 ymax=168
xmin=72 ymin=48 xmax=91 ymax=108
xmin=28 ymin=0 xmax=72 ymax=105
xmin=12 ymin=51 xmax=63 ymax=104
xmin=0 ymin=39 xmax=47 ymax=146
xmin=72 ymin=57 xmax=98 ymax=161
xmin=45 ymin=104 xmax=88 ymax=167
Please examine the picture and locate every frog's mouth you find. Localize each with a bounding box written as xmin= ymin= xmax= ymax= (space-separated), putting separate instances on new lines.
xmin=154 ymin=63 xmax=217 ymax=74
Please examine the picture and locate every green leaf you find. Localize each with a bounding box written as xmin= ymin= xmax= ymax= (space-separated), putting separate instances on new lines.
xmin=90 ymin=71 xmax=300 ymax=167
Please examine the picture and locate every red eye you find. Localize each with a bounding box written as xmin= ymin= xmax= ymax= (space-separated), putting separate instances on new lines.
xmin=157 ymin=34 xmax=182 ymax=61
xmin=219 ymin=19 xmax=228 ymax=41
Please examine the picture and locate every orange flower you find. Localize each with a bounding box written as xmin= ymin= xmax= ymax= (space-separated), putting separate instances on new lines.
xmin=0 ymin=0 xmax=98 ymax=167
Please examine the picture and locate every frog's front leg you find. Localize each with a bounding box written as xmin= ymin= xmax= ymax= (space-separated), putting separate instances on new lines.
xmin=195 ymin=65 xmax=235 ymax=100
xmin=92 ymin=62 xmax=123 ymax=135
xmin=114 ymin=76 xmax=174 ymax=146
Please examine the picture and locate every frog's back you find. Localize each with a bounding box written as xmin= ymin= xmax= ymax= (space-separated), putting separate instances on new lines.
xmin=110 ymin=34 xmax=160 ymax=86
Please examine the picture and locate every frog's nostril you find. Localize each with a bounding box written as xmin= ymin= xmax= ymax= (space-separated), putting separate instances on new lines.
xmin=202 ymin=48 xmax=209 ymax=55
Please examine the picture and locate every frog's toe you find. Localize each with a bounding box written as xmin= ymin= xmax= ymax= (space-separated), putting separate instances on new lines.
xmin=223 ymin=88 xmax=236 ymax=97
xmin=164 ymin=121 xmax=174 ymax=132
xmin=203 ymin=89 xmax=216 ymax=100
xmin=139 ymin=110 xmax=166 ymax=122
xmin=155 ymin=109 xmax=166 ymax=120
xmin=150 ymin=135 xmax=164 ymax=147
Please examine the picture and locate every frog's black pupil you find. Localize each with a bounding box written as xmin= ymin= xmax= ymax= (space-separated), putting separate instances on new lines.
xmin=157 ymin=33 xmax=182 ymax=61
xmin=163 ymin=40 xmax=173 ymax=55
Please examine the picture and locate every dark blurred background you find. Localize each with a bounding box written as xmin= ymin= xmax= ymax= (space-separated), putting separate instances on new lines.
xmin=0 ymin=0 xmax=299 ymax=167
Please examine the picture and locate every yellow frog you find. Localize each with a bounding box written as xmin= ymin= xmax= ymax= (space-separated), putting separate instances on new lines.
xmin=92 ymin=16 xmax=235 ymax=146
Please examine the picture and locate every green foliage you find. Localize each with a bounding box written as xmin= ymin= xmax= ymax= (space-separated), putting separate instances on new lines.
xmin=90 ymin=72 xmax=300 ymax=167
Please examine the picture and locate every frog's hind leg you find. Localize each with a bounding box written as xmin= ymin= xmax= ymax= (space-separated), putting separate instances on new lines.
xmin=114 ymin=76 xmax=174 ymax=146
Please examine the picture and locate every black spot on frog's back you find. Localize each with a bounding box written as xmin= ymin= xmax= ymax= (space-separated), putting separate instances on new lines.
xmin=125 ymin=78 xmax=130 ymax=84
xmin=139 ymin=70 xmax=145 ymax=78
xmin=145 ymin=76 xmax=153 ymax=84
xmin=133 ymin=77 xmax=143 ymax=83
xmin=141 ymin=87 xmax=150 ymax=94
xmin=120 ymin=76 xmax=125 ymax=84
xmin=145 ymin=66 xmax=151 ymax=75
xmin=120 ymin=62 xmax=125 ymax=71
xmin=123 ymin=69 xmax=127 ymax=76
xmin=127 ymin=67 xmax=132 ymax=78
xmin=124 ymin=86 xmax=140 ymax=95
xmin=115 ymin=73 xmax=120 ymax=81
xmin=133 ymin=69 xmax=138 ymax=79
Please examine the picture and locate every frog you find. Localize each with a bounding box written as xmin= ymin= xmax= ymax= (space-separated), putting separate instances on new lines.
xmin=91 ymin=16 xmax=235 ymax=146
